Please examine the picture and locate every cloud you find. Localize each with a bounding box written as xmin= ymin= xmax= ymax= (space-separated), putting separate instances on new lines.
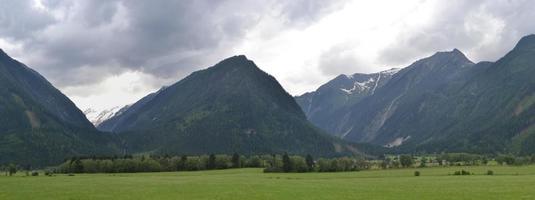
xmin=0 ymin=0 xmax=343 ymax=88
xmin=0 ymin=1 xmax=55 ymax=41
xmin=1 ymin=0 xmax=534 ymax=112
xmin=379 ymin=0 xmax=535 ymax=66
xmin=0 ymin=0 xmax=345 ymax=111
xmin=317 ymin=44 xmax=371 ymax=76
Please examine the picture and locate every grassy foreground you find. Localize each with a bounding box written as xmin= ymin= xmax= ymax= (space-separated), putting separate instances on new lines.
xmin=1 ymin=165 xmax=535 ymax=200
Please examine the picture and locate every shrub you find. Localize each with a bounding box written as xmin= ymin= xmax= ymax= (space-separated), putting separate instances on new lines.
xmin=452 ymin=170 xmax=470 ymax=176
xmin=414 ymin=171 xmax=420 ymax=176
xmin=31 ymin=171 xmax=39 ymax=176
xmin=44 ymin=170 xmax=54 ymax=176
xmin=487 ymin=170 xmax=494 ymax=175
xmin=496 ymin=155 xmax=515 ymax=165
xmin=400 ymin=155 xmax=414 ymax=168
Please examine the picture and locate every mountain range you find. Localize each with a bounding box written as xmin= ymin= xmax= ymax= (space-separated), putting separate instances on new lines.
xmin=296 ymin=35 xmax=535 ymax=154
xmin=295 ymin=68 xmax=400 ymax=138
xmin=1 ymin=34 xmax=534 ymax=166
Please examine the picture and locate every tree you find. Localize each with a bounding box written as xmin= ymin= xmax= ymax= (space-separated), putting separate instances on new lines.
xmin=399 ymin=155 xmax=414 ymax=168
xmin=282 ymin=153 xmax=292 ymax=172
xmin=246 ymin=156 xmax=262 ymax=168
xmin=380 ymin=160 xmax=388 ymax=169
xmin=185 ymin=157 xmax=201 ymax=171
xmin=177 ymin=155 xmax=187 ymax=171
xmin=496 ymin=154 xmax=515 ymax=165
xmin=380 ymin=157 xmax=391 ymax=169
xmin=391 ymin=160 xmax=401 ymax=168
xmin=305 ymin=154 xmax=314 ymax=171
xmin=232 ymin=153 xmax=241 ymax=168
xmin=207 ymin=154 xmax=216 ymax=170
xmin=317 ymin=158 xmax=331 ymax=172
xmin=354 ymin=158 xmax=369 ymax=171
xmin=419 ymin=157 xmax=427 ymax=168
xmin=291 ymin=156 xmax=308 ymax=172
xmin=73 ymin=159 xmax=84 ymax=173
xmin=8 ymin=163 xmax=17 ymax=176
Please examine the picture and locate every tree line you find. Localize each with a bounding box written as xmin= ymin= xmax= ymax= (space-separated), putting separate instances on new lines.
xmin=56 ymin=153 xmax=269 ymax=173
xmin=378 ymin=153 xmax=535 ymax=169
xmin=263 ymin=153 xmax=371 ymax=172
xmin=3 ymin=152 xmax=535 ymax=175
xmin=54 ymin=153 xmax=372 ymax=174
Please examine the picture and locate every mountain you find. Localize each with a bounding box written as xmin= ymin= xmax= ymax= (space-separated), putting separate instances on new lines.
xmin=339 ymin=48 xmax=475 ymax=144
xmin=84 ymin=105 xmax=130 ymax=126
xmin=99 ymin=55 xmax=356 ymax=156
xmin=301 ymin=35 xmax=535 ymax=154
xmin=97 ymin=87 xmax=166 ymax=132
xmin=295 ymin=68 xmax=400 ymax=137
xmin=0 ymin=49 xmax=118 ymax=166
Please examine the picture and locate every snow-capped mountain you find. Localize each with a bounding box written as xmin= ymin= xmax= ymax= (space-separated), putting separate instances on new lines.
xmin=83 ymin=105 xmax=130 ymax=126
xmin=340 ymin=68 xmax=401 ymax=95
xmin=295 ymin=68 xmax=400 ymax=137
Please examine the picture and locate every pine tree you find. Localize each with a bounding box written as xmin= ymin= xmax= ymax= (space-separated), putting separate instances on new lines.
xmin=232 ymin=153 xmax=240 ymax=168
xmin=73 ymin=159 xmax=84 ymax=173
xmin=305 ymin=154 xmax=314 ymax=171
xmin=8 ymin=163 xmax=17 ymax=176
xmin=282 ymin=153 xmax=292 ymax=172
xmin=177 ymin=155 xmax=187 ymax=171
xmin=207 ymin=154 xmax=216 ymax=170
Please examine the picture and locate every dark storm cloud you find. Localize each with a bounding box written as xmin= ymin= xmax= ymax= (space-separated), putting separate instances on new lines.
xmin=0 ymin=0 xmax=56 ymax=40
xmin=379 ymin=0 xmax=535 ymax=66
xmin=0 ymin=0 xmax=342 ymax=88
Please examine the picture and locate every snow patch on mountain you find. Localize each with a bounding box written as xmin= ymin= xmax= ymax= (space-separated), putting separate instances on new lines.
xmin=381 ymin=68 xmax=401 ymax=75
xmin=384 ymin=136 xmax=411 ymax=148
xmin=340 ymin=68 xmax=401 ymax=95
xmin=84 ymin=105 xmax=130 ymax=126
xmin=340 ymin=77 xmax=375 ymax=94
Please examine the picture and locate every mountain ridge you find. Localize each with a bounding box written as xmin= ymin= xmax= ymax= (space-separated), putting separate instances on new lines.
xmin=99 ymin=55 xmax=358 ymax=156
xmin=296 ymin=35 xmax=535 ymax=154
xmin=0 ymin=49 xmax=118 ymax=166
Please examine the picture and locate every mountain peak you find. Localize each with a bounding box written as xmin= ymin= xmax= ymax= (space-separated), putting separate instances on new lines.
xmin=513 ymin=34 xmax=535 ymax=51
xmin=218 ymin=55 xmax=249 ymax=64
xmin=434 ymin=48 xmax=466 ymax=58
xmin=210 ymin=55 xmax=258 ymax=72
xmin=0 ymin=48 xmax=9 ymax=59
xmin=423 ymin=48 xmax=473 ymax=66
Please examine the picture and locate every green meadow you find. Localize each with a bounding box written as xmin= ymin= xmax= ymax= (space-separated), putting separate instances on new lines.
xmin=1 ymin=165 xmax=535 ymax=200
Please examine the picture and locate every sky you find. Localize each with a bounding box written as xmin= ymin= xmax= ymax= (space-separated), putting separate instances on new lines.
xmin=1 ymin=0 xmax=535 ymax=113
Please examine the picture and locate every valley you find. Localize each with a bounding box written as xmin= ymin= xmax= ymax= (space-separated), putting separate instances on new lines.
xmin=2 ymin=166 xmax=535 ymax=200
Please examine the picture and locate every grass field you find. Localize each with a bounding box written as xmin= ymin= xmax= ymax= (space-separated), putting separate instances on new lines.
xmin=1 ymin=165 xmax=535 ymax=200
